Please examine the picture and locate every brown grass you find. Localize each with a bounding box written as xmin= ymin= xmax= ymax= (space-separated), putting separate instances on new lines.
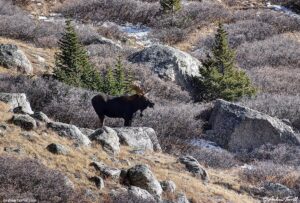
xmin=0 ymin=103 xmax=258 ymax=202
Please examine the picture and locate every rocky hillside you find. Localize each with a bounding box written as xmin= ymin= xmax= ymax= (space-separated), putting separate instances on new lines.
xmin=0 ymin=93 xmax=262 ymax=203
xmin=0 ymin=0 xmax=300 ymax=202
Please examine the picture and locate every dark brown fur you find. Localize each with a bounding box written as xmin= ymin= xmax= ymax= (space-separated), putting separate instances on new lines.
xmin=91 ymin=93 xmax=154 ymax=127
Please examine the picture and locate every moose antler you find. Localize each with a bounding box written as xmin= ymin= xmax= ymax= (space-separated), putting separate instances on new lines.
xmin=131 ymin=81 xmax=152 ymax=96
xmin=131 ymin=81 xmax=145 ymax=95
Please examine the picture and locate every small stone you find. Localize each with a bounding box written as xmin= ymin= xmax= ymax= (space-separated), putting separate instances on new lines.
xmin=20 ymin=132 xmax=36 ymax=142
xmin=90 ymin=161 xmax=121 ymax=180
xmin=178 ymin=156 xmax=209 ymax=182
xmin=47 ymin=143 xmax=68 ymax=155
xmin=160 ymin=180 xmax=176 ymax=193
xmin=89 ymin=176 xmax=105 ymax=189
xmin=176 ymin=193 xmax=190 ymax=203
xmin=130 ymin=149 xmax=146 ymax=155
xmin=4 ymin=146 xmax=23 ymax=154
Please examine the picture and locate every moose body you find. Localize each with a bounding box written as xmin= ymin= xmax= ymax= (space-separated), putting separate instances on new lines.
xmin=91 ymin=93 xmax=154 ymax=127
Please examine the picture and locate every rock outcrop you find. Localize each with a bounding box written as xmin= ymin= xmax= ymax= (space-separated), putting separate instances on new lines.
xmin=0 ymin=93 xmax=33 ymax=114
xmin=47 ymin=121 xmax=91 ymax=146
xmin=89 ymin=127 xmax=120 ymax=155
xmin=207 ymin=99 xmax=300 ymax=151
xmin=129 ymin=44 xmax=201 ymax=89
xmin=114 ymin=127 xmax=161 ymax=152
xmin=126 ymin=164 xmax=163 ymax=198
xmin=12 ymin=114 xmax=37 ymax=131
xmin=0 ymin=44 xmax=32 ymax=74
xmin=178 ymin=156 xmax=209 ymax=182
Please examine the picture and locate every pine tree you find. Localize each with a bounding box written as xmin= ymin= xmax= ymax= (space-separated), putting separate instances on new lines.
xmin=193 ymin=23 xmax=256 ymax=102
xmin=124 ymin=67 xmax=135 ymax=95
xmin=160 ymin=0 xmax=181 ymax=13
xmin=54 ymin=19 xmax=102 ymax=91
xmin=114 ymin=56 xmax=126 ymax=95
xmin=103 ymin=66 xmax=117 ymax=95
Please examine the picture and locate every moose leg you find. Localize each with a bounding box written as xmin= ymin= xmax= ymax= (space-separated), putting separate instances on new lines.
xmin=124 ymin=118 xmax=132 ymax=127
xmin=98 ymin=115 xmax=105 ymax=128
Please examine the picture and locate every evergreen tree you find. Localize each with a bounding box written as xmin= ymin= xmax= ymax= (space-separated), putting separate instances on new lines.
xmin=114 ymin=56 xmax=126 ymax=95
xmin=124 ymin=67 xmax=135 ymax=95
xmin=193 ymin=23 xmax=256 ymax=102
xmin=54 ymin=19 xmax=102 ymax=91
xmin=103 ymin=66 xmax=117 ymax=95
xmin=160 ymin=0 xmax=181 ymax=13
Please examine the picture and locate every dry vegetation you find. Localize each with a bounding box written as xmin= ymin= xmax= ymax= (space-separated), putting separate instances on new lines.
xmin=0 ymin=0 xmax=300 ymax=202
xmin=0 ymin=104 xmax=257 ymax=202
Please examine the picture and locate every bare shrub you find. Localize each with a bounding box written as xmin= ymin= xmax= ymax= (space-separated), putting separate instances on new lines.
xmin=0 ymin=12 xmax=64 ymax=47
xmin=237 ymin=144 xmax=300 ymax=167
xmin=186 ymin=147 xmax=238 ymax=169
xmin=225 ymin=20 xmax=278 ymax=48
xmin=0 ymin=156 xmax=86 ymax=203
xmin=233 ymin=9 xmax=300 ymax=33
xmin=151 ymin=27 xmax=188 ymax=44
xmin=57 ymin=0 xmax=160 ymax=25
xmin=248 ymin=66 xmax=300 ymax=95
xmin=239 ymin=161 xmax=300 ymax=195
xmin=238 ymin=93 xmax=300 ymax=126
xmin=237 ymin=34 xmax=300 ymax=69
xmin=132 ymin=102 xmax=205 ymax=150
xmin=0 ymin=0 xmax=23 ymax=15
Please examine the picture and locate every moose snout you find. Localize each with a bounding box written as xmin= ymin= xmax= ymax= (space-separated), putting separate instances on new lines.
xmin=149 ymin=101 xmax=155 ymax=108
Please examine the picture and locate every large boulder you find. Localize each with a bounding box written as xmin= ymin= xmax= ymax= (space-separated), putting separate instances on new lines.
xmin=0 ymin=44 xmax=32 ymax=74
xmin=89 ymin=127 xmax=120 ymax=155
xmin=47 ymin=121 xmax=91 ymax=146
xmin=207 ymin=99 xmax=300 ymax=151
xmin=178 ymin=156 xmax=209 ymax=182
xmin=129 ymin=44 xmax=201 ymax=89
xmin=126 ymin=164 xmax=163 ymax=198
xmin=12 ymin=114 xmax=37 ymax=131
xmin=114 ymin=127 xmax=161 ymax=152
xmin=0 ymin=93 xmax=33 ymax=114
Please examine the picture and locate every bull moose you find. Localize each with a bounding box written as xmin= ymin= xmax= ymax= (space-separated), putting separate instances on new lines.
xmin=91 ymin=85 xmax=155 ymax=127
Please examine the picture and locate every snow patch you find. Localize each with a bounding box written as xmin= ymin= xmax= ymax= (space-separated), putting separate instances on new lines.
xmin=101 ymin=21 xmax=152 ymax=46
xmin=189 ymin=138 xmax=223 ymax=151
xmin=266 ymin=2 xmax=300 ymax=18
